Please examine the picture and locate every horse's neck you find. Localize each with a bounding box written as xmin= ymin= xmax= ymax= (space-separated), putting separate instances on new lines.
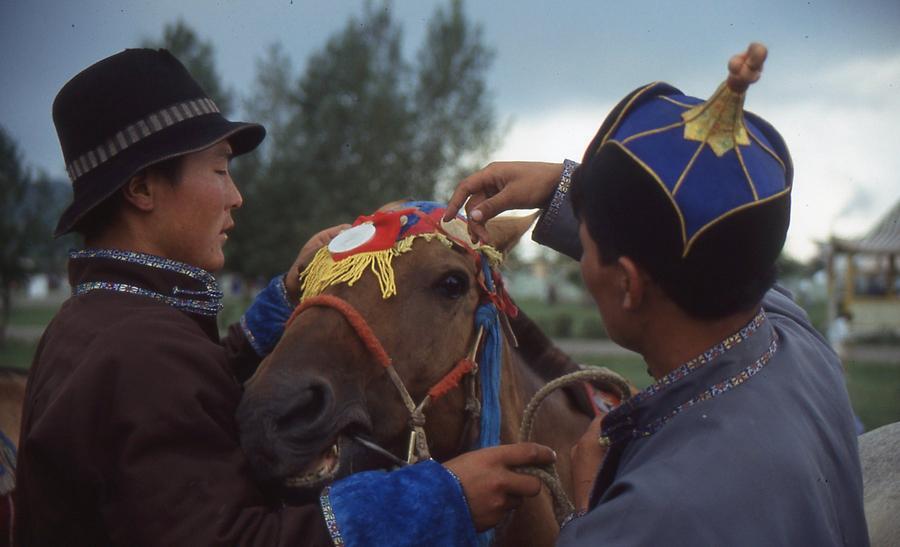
xmin=499 ymin=346 xmax=538 ymax=442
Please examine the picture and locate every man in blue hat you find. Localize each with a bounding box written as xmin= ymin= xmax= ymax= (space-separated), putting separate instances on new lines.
xmin=14 ymin=49 xmax=555 ymax=546
xmin=446 ymin=43 xmax=870 ymax=545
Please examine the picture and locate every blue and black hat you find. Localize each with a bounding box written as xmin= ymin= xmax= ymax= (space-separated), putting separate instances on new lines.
xmin=573 ymin=44 xmax=792 ymax=317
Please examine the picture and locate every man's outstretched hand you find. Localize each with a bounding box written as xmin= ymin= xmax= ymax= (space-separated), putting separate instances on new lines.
xmin=445 ymin=442 xmax=557 ymax=531
xmin=443 ymin=162 xmax=564 ymax=243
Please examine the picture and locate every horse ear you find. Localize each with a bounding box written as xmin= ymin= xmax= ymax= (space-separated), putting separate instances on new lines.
xmin=484 ymin=212 xmax=540 ymax=254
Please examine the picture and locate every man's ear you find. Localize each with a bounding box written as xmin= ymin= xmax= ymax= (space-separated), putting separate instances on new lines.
xmin=121 ymin=172 xmax=156 ymax=212
xmin=617 ymin=256 xmax=645 ymax=311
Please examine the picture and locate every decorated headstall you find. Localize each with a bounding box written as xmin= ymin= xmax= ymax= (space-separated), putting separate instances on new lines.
xmin=287 ymin=201 xmax=518 ymax=463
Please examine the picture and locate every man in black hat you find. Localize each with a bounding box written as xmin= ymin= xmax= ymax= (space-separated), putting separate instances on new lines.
xmin=14 ymin=48 xmax=554 ymax=546
xmin=445 ymin=44 xmax=869 ymax=545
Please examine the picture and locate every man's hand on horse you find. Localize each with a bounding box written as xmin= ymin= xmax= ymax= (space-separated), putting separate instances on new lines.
xmin=284 ymin=223 xmax=352 ymax=305
xmin=445 ymin=442 xmax=557 ymax=532
xmin=570 ymin=414 xmax=607 ymax=511
xmin=443 ymin=162 xmax=564 ymax=244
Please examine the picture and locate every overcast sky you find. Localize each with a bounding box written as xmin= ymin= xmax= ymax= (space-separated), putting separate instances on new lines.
xmin=2 ymin=0 xmax=899 ymax=259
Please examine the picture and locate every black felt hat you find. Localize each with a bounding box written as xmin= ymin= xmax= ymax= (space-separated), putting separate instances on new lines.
xmin=52 ymin=48 xmax=266 ymax=236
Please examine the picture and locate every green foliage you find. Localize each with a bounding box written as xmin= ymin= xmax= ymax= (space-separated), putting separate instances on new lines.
xmin=516 ymin=298 xmax=606 ymax=339
xmin=0 ymin=128 xmax=57 ymax=341
xmin=776 ymin=251 xmax=818 ymax=281
xmin=842 ymin=360 xmax=900 ymax=431
xmin=227 ymin=0 xmax=498 ymax=279
xmin=0 ymin=337 xmax=37 ymax=370
xmin=141 ymin=19 xmax=235 ymax=115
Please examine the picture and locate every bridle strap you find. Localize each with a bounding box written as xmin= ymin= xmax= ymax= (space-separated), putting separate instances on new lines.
xmin=286 ymin=293 xmax=485 ymax=463
xmin=288 ymin=295 xmax=392 ymax=368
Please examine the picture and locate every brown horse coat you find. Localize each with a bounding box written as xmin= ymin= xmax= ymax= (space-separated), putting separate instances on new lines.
xmin=238 ymin=212 xmax=597 ymax=546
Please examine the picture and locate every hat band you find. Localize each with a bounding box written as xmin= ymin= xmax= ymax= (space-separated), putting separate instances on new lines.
xmin=65 ymin=97 xmax=220 ymax=183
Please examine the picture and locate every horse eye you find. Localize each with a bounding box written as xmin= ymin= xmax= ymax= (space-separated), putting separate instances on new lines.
xmin=434 ymin=272 xmax=468 ymax=299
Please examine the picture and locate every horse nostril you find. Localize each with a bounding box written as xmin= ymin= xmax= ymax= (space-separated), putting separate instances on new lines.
xmin=274 ymin=379 xmax=334 ymax=434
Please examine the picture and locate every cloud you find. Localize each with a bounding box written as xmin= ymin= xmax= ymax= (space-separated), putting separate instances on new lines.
xmin=760 ymin=52 xmax=900 ymax=258
xmin=491 ymin=52 xmax=900 ymax=261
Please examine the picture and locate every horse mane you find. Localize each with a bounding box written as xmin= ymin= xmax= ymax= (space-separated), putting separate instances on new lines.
xmin=509 ymin=307 xmax=597 ymax=418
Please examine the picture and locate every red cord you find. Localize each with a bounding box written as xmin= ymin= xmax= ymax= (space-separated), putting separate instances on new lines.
xmin=287 ymin=295 xmax=392 ymax=368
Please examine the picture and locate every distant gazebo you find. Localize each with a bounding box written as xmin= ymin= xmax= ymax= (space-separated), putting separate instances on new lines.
xmin=825 ymin=200 xmax=900 ymax=335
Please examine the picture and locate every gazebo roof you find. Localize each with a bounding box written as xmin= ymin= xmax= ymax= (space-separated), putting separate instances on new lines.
xmin=832 ymin=200 xmax=900 ymax=254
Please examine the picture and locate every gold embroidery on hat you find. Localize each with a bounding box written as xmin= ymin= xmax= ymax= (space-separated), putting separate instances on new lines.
xmin=597 ymin=82 xmax=662 ymax=151
xmin=681 ymin=83 xmax=750 ymax=157
xmin=683 ymin=186 xmax=791 ymax=256
xmin=620 ymin=119 xmax=684 ymax=145
xmin=608 ymin=141 xmax=688 ymax=246
xmin=671 ymin=142 xmax=706 ymax=196
xmin=747 ymin=129 xmax=787 ymax=174
xmin=658 ymin=96 xmax=696 ymax=109
xmin=734 ymin=144 xmax=759 ymax=200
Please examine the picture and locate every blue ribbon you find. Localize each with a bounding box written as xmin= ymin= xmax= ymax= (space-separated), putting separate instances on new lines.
xmin=475 ymin=257 xmax=504 ymax=547
xmin=475 ymin=302 xmax=502 ymax=450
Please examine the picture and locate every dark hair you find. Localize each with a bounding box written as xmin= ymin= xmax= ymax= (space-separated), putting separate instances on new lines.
xmin=571 ymin=147 xmax=783 ymax=320
xmin=74 ymin=155 xmax=184 ymax=240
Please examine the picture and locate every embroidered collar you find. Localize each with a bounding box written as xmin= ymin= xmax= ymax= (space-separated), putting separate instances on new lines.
xmin=628 ymin=309 xmax=766 ymax=409
xmin=603 ymin=308 xmax=775 ymax=441
xmin=69 ymin=248 xmax=223 ymax=317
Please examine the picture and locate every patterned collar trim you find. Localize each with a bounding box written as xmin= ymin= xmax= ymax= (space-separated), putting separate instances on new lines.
xmin=630 ymin=308 xmax=766 ymax=409
xmin=631 ymin=331 xmax=778 ymax=438
xmin=603 ymin=309 xmax=768 ymax=442
xmin=69 ymin=248 xmax=222 ymax=316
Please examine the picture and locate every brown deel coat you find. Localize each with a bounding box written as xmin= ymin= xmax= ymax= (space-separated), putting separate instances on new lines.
xmin=14 ymin=255 xmax=332 ymax=546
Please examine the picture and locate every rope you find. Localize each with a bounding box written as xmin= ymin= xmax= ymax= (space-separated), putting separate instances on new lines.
xmin=516 ymin=367 xmax=633 ymax=526
xmin=520 ymin=368 xmax=632 ymax=443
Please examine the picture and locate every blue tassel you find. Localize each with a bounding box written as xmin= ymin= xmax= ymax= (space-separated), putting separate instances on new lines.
xmin=476 ymin=257 xmax=503 ymax=547
xmin=475 ymin=302 xmax=502 ymax=449
xmin=475 ymin=255 xmax=502 ymax=547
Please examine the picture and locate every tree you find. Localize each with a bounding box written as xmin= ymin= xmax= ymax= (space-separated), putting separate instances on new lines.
xmin=141 ymin=19 xmax=235 ymax=115
xmin=0 ymin=128 xmax=58 ymax=342
xmin=228 ymin=0 xmax=498 ymax=279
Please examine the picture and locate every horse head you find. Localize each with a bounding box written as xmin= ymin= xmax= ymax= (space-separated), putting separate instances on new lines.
xmin=237 ymin=201 xmax=537 ymax=499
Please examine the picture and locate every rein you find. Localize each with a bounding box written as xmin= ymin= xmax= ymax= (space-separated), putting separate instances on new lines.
xmin=287 ymin=294 xmax=636 ymax=528
xmin=287 ymin=294 xmax=485 ymax=464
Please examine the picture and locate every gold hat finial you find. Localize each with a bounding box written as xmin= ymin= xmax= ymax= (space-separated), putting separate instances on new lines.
xmin=682 ymin=43 xmax=768 ymax=157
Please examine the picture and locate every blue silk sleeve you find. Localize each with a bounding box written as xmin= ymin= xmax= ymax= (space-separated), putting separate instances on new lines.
xmin=319 ymin=459 xmax=477 ymax=547
xmin=240 ymin=275 xmax=294 ymax=356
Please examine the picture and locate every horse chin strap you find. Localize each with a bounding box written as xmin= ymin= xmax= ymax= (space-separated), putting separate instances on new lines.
xmin=288 ymin=294 xmax=486 ymax=464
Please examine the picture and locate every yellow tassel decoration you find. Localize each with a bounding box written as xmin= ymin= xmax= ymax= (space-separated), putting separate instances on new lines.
xmin=298 ymin=233 xmax=504 ymax=301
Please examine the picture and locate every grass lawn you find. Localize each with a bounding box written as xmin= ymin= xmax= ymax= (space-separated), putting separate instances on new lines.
xmin=845 ymin=360 xmax=900 ymax=432
xmin=5 ymin=300 xmax=899 ymax=432
xmin=0 ymin=338 xmax=37 ymax=370
xmin=8 ymin=304 xmax=59 ymax=327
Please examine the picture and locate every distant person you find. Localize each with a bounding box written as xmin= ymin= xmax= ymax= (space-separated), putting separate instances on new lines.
xmin=827 ymin=307 xmax=866 ymax=433
xmin=446 ymin=43 xmax=870 ymax=545
xmin=14 ymin=48 xmax=554 ymax=546
xmin=828 ymin=307 xmax=854 ymax=363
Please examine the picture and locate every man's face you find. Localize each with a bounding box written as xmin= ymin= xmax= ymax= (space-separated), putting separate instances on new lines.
xmin=151 ymin=140 xmax=240 ymax=271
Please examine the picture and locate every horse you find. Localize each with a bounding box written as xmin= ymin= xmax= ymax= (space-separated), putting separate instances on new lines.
xmin=237 ymin=202 xmax=609 ymax=546
xmin=0 ymin=366 xmax=26 ymax=542
xmin=858 ymin=421 xmax=900 ymax=547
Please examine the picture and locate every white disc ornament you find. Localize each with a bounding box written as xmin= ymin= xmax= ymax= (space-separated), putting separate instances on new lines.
xmin=328 ymin=222 xmax=376 ymax=255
